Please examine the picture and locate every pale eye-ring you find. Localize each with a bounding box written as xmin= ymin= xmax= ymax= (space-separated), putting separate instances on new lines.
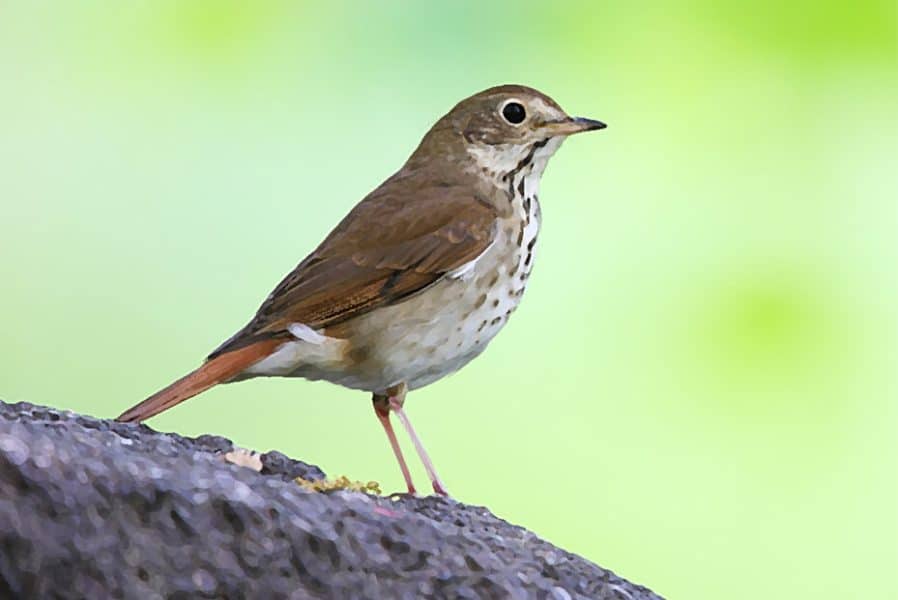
xmin=501 ymin=101 xmax=526 ymax=125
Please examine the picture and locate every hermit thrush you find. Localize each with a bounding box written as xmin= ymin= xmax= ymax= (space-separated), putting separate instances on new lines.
xmin=117 ymin=84 xmax=605 ymax=495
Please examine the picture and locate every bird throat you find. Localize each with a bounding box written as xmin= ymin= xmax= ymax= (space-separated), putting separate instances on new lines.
xmin=466 ymin=136 xmax=565 ymax=203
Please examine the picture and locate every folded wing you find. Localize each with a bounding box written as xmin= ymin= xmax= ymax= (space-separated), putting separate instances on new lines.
xmin=209 ymin=173 xmax=498 ymax=358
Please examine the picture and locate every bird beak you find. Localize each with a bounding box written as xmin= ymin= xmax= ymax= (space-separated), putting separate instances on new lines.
xmin=542 ymin=116 xmax=607 ymax=136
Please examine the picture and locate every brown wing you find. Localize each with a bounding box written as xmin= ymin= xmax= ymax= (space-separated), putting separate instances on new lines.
xmin=209 ymin=172 xmax=497 ymax=358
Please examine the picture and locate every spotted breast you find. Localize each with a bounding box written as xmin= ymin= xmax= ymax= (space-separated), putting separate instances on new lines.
xmin=283 ymin=136 xmax=561 ymax=394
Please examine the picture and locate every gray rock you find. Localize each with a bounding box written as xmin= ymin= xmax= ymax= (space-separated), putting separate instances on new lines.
xmin=0 ymin=400 xmax=663 ymax=599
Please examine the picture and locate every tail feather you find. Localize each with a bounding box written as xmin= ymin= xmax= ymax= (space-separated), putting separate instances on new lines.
xmin=117 ymin=338 xmax=283 ymax=423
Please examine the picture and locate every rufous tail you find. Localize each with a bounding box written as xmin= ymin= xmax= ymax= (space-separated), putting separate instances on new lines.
xmin=116 ymin=338 xmax=283 ymax=423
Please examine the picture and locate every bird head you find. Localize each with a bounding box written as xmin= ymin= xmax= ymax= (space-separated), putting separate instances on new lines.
xmin=411 ymin=84 xmax=605 ymax=181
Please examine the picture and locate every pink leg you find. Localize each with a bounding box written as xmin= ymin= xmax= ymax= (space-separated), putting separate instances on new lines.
xmin=373 ymin=395 xmax=416 ymax=494
xmin=389 ymin=397 xmax=449 ymax=496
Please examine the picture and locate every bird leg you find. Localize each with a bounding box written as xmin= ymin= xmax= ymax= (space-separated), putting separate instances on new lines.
xmin=386 ymin=383 xmax=449 ymax=496
xmin=372 ymin=393 xmax=416 ymax=494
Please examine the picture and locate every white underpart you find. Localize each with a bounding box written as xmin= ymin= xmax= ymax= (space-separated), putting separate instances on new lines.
xmin=448 ymin=241 xmax=495 ymax=280
xmin=287 ymin=322 xmax=328 ymax=344
xmin=466 ymin=143 xmax=523 ymax=176
xmin=399 ymin=170 xmax=546 ymax=391
xmin=523 ymin=137 xmax=565 ymax=193
xmin=389 ymin=135 xmax=562 ymax=391
xmin=466 ymin=135 xmax=565 ymax=188
xmin=243 ymin=323 xmax=347 ymax=376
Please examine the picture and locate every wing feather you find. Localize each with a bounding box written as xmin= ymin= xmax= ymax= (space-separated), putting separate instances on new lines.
xmin=209 ymin=173 xmax=497 ymax=359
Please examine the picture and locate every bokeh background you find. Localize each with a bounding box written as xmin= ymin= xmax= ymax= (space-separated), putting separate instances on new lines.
xmin=2 ymin=2 xmax=896 ymax=598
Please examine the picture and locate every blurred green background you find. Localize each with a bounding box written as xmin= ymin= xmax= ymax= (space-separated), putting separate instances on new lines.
xmin=1 ymin=1 xmax=896 ymax=598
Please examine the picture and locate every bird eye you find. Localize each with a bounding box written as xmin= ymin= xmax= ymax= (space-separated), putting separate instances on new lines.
xmin=501 ymin=101 xmax=526 ymax=125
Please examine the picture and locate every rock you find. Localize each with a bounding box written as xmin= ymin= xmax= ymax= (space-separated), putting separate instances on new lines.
xmin=0 ymin=400 xmax=662 ymax=599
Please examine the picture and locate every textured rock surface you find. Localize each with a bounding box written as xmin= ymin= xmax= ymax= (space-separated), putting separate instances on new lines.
xmin=0 ymin=400 xmax=662 ymax=599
